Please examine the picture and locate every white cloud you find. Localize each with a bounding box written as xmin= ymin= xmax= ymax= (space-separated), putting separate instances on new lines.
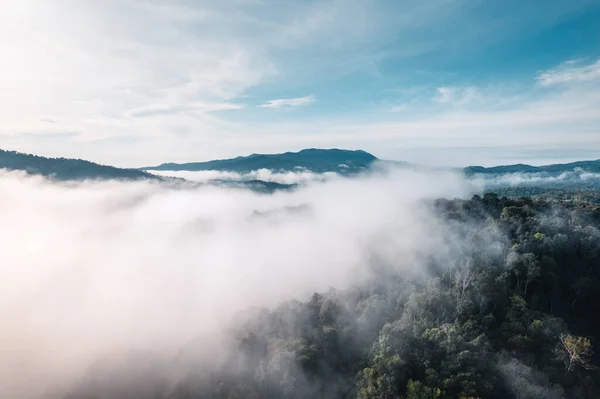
xmin=537 ymin=59 xmax=600 ymax=86
xmin=0 ymin=1 xmax=597 ymax=167
xmin=152 ymin=169 xmax=338 ymax=185
xmin=2 ymin=55 xmax=599 ymax=168
xmin=222 ymin=61 xmax=600 ymax=167
xmin=0 ymin=167 xmax=472 ymax=398
xmin=435 ymin=86 xmax=479 ymax=105
xmin=124 ymin=102 xmax=245 ymax=118
xmin=0 ymin=0 xmax=401 ymax=163
xmin=0 ymin=0 xmax=273 ymax=138
xmin=259 ymin=95 xmax=317 ymax=109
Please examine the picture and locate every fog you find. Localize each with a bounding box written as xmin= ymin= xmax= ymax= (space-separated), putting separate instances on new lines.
xmin=474 ymin=170 xmax=600 ymax=187
xmin=151 ymin=169 xmax=339 ymax=185
xmin=0 ymin=168 xmax=475 ymax=398
xmin=497 ymin=356 xmax=565 ymax=399
xmin=153 ymin=166 xmax=600 ymax=191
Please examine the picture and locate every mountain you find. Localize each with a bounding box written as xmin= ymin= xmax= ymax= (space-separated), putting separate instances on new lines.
xmin=463 ymin=159 xmax=600 ymax=175
xmin=4 ymin=146 xmax=600 ymax=193
xmin=141 ymin=148 xmax=379 ymax=174
xmin=0 ymin=149 xmax=159 ymax=181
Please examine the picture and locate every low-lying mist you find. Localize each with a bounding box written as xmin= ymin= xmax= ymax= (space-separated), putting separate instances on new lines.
xmin=0 ymin=167 xmax=475 ymax=398
xmin=473 ymin=170 xmax=600 ymax=188
xmin=151 ymin=169 xmax=339 ymax=185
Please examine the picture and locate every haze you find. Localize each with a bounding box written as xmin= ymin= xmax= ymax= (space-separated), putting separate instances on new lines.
xmin=0 ymin=167 xmax=472 ymax=398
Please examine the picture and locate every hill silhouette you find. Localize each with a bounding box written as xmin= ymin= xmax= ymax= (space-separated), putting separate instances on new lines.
xmin=0 ymin=149 xmax=158 ymax=181
xmin=141 ymin=148 xmax=378 ymax=174
xmin=464 ymin=159 xmax=600 ymax=175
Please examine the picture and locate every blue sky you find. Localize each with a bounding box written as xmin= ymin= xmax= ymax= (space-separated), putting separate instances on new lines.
xmin=1 ymin=0 xmax=599 ymax=167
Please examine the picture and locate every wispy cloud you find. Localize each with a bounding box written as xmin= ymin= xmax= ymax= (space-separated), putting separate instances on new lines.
xmin=125 ymin=102 xmax=245 ymax=118
xmin=259 ymin=95 xmax=316 ymax=109
xmin=0 ymin=0 xmax=598 ymax=166
xmin=152 ymin=169 xmax=338 ymax=185
xmin=537 ymin=59 xmax=600 ymax=86
xmin=434 ymin=86 xmax=479 ymax=106
xmin=226 ymin=58 xmax=600 ymax=167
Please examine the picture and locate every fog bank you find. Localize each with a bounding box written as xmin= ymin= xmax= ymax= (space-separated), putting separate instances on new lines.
xmin=0 ymin=168 xmax=473 ymax=398
xmin=151 ymin=168 xmax=339 ymax=185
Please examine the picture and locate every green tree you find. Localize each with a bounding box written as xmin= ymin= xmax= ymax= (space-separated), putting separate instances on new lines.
xmin=404 ymin=380 xmax=442 ymax=399
xmin=556 ymin=334 xmax=595 ymax=373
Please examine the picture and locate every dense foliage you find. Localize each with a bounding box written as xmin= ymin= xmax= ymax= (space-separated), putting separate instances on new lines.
xmin=493 ymin=187 xmax=600 ymax=204
xmin=66 ymin=193 xmax=600 ymax=399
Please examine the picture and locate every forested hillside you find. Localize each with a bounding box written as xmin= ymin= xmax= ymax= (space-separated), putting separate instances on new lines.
xmin=0 ymin=149 xmax=158 ymax=181
xmin=141 ymin=149 xmax=379 ymax=174
xmin=464 ymin=160 xmax=600 ymax=175
xmin=67 ymin=193 xmax=600 ymax=399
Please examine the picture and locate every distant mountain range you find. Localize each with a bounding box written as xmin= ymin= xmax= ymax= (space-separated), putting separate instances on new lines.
xmin=0 ymin=149 xmax=158 ymax=181
xmin=2 ymin=147 xmax=600 ymax=196
xmin=141 ymin=148 xmax=379 ymax=174
xmin=143 ymin=148 xmax=600 ymax=177
xmin=463 ymin=159 xmax=600 ymax=200
xmin=464 ymin=160 xmax=600 ymax=175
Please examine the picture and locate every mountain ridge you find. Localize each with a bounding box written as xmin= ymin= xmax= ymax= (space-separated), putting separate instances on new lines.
xmin=141 ymin=148 xmax=378 ymax=174
xmin=0 ymin=149 xmax=159 ymax=181
xmin=144 ymin=149 xmax=600 ymax=175
xmin=3 ymin=147 xmax=600 ymax=184
xmin=464 ymin=159 xmax=600 ymax=175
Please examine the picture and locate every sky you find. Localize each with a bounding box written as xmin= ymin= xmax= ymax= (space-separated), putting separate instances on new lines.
xmin=1 ymin=0 xmax=599 ymax=167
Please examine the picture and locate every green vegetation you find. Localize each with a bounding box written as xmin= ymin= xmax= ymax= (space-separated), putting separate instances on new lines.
xmin=493 ymin=187 xmax=600 ymax=203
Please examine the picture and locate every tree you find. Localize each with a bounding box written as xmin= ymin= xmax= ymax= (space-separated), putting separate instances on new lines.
xmin=356 ymin=354 xmax=407 ymax=399
xmin=403 ymin=380 xmax=442 ymax=399
xmin=523 ymin=255 xmax=540 ymax=296
xmin=556 ymin=334 xmax=595 ymax=373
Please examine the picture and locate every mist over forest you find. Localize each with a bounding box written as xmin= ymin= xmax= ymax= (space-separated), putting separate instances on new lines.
xmin=4 ymin=0 xmax=600 ymax=397
xmin=2 ymin=159 xmax=600 ymax=399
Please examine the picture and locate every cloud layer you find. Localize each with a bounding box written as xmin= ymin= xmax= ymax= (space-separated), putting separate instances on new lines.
xmin=0 ymin=167 xmax=473 ymax=398
xmin=152 ymin=168 xmax=337 ymax=185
